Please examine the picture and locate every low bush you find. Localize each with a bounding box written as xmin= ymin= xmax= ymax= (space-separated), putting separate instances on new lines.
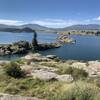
xmin=4 ymin=61 xmax=24 ymax=78
xmin=15 ymin=59 xmax=25 ymax=64
xmin=57 ymin=67 xmax=88 ymax=79
xmin=4 ymin=85 xmax=20 ymax=95
xmin=45 ymin=81 xmax=100 ymax=100
xmin=94 ymin=78 xmax=100 ymax=88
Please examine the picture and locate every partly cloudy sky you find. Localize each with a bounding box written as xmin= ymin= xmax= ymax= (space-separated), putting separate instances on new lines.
xmin=95 ymin=16 xmax=100 ymax=21
xmin=0 ymin=19 xmax=23 ymax=25
xmin=31 ymin=17 xmax=100 ymax=28
xmin=0 ymin=0 xmax=100 ymax=28
xmin=0 ymin=16 xmax=100 ymax=28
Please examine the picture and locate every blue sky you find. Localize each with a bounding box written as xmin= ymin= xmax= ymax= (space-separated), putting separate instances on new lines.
xmin=0 ymin=0 xmax=100 ymax=28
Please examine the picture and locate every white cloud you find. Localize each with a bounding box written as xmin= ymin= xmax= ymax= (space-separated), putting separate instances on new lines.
xmin=0 ymin=17 xmax=100 ymax=28
xmin=94 ymin=16 xmax=100 ymax=21
xmin=31 ymin=17 xmax=100 ymax=28
xmin=0 ymin=19 xmax=24 ymax=25
xmin=31 ymin=19 xmax=82 ymax=28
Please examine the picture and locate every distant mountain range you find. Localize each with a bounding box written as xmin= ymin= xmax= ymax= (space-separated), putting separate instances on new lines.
xmin=0 ymin=24 xmax=100 ymax=32
xmin=60 ymin=24 xmax=100 ymax=31
xmin=0 ymin=24 xmax=51 ymax=31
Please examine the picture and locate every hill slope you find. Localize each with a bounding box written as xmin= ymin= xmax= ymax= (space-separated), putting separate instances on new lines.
xmin=0 ymin=24 xmax=100 ymax=32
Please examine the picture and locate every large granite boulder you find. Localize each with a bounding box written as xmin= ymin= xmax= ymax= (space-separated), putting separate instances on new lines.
xmin=31 ymin=66 xmax=73 ymax=82
xmin=56 ymin=75 xmax=73 ymax=83
xmin=32 ymin=70 xmax=57 ymax=81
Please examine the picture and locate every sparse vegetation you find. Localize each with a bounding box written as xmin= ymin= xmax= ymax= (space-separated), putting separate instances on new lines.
xmin=45 ymin=81 xmax=100 ymax=100
xmin=57 ymin=66 xmax=88 ymax=79
xmin=0 ymin=71 xmax=99 ymax=100
xmin=94 ymin=78 xmax=100 ymax=88
xmin=4 ymin=61 xmax=24 ymax=78
xmin=0 ymin=55 xmax=99 ymax=100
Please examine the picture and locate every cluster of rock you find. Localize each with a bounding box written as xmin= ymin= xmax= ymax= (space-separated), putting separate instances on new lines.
xmin=57 ymin=35 xmax=76 ymax=44
xmin=32 ymin=69 xmax=73 ymax=82
xmin=22 ymin=53 xmax=100 ymax=79
xmin=0 ymin=52 xmax=100 ymax=83
xmin=0 ymin=41 xmax=31 ymax=56
xmin=0 ymin=40 xmax=61 ymax=56
xmin=21 ymin=53 xmax=73 ymax=82
xmin=71 ymin=61 xmax=100 ymax=78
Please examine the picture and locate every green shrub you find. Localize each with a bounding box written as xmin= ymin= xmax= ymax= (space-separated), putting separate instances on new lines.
xmin=45 ymin=81 xmax=100 ymax=100
xmin=94 ymin=78 xmax=100 ymax=88
xmin=72 ymin=68 xmax=88 ymax=79
xmin=15 ymin=59 xmax=24 ymax=64
xmin=4 ymin=62 xmax=24 ymax=78
xmin=57 ymin=67 xmax=88 ymax=79
xmin=4 ymin=85 xmax=20 ymax=95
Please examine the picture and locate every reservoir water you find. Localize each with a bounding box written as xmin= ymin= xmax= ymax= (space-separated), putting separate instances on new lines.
xmin=0 ymin=32 xmax=100 ymax=61
xmin=40 ymin=35 xmax=100 ymax=60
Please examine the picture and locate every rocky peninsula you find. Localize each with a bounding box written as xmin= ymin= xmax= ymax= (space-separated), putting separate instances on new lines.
xmin=0 ymin=40 xmax=61 ymax=56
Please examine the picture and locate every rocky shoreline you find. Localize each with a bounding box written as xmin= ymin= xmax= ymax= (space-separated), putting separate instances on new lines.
xmin=0 ymin=53 xmax=100 ymax=100
xmin=0 ymin=41 xmax=61 ymax=56
xmin=21 ymin=53 xmax=100 ymax=78
xmin=0 ymin=41 xmax=31 ymax=56
xmin=2 ymin=53 xmax=100 ymax=79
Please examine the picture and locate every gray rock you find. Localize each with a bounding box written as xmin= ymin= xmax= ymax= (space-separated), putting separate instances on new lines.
xmin=24 ymin=54 xmax=50 ymax=62
xmin=56 ymin=75 xmax=73 ymax=83
xmin=5 ymin=50 xmax=11 ymax=55
xmin=0 ymin=40 xmax=30 ymax=55
xmin=31 ymin=68 xmax=73 ymax=82
xmin=46 ymin=55 xmax=57 ymax=59
xmin=32 ymin=70 xmax=57 ymax=81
